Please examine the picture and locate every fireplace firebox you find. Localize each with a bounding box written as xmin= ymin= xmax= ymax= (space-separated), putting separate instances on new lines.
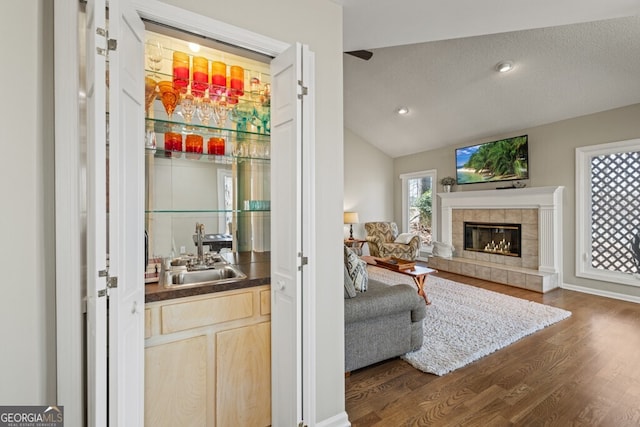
xmin=464 ymin=222 xmax=521 ymax=257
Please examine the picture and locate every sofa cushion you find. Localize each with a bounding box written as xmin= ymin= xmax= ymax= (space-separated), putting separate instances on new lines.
xmin=432 ymin=241 xmax=455 ymax=258
xmin=394 ymin=232 xmax=416 ymax=244
xmin=343 ymin=265 xmax=357 ymax=298
xmin=344 ymin=245 xmax=368 ymax=292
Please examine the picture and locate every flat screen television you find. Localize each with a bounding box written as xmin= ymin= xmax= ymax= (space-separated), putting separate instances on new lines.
xmin=455 ymin=134 xmax=529 ymax=184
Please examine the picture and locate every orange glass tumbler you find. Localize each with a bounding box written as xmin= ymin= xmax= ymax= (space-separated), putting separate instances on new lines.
xmin=192 ymin=56 xmax=209 ymax=97
xmin=185 ymin=134 xmax=204 ymax=153
xmin=210 ymin=61 xmax=227 ymax=96
xmin=229 ymin=65 xmax=244 ymax=97
xmin=207 ymin=137 xmax=225 ymax=155
xmin=172 ymin=51 xmax=189 ymax=92
xmin=164 ymin=132 xmax=182 ymax=152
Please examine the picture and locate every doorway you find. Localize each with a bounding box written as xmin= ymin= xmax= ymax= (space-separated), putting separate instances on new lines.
xmin=401 ymin=169 xmax=438 ymax=259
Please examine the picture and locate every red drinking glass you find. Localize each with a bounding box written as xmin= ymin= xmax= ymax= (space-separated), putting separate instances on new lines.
xmin=164 ymin=132 xmax=182 ymax=152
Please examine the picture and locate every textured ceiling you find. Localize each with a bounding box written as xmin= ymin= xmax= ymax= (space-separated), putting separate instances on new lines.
xmin=341 ymin=1 xmax=640 ymax=158
xmin=339 ymin=0 xmax=640 ymax=51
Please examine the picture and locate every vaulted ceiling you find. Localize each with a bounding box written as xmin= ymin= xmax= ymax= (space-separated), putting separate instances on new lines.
xmin=340 ymin=0 xmax=640 ymax=158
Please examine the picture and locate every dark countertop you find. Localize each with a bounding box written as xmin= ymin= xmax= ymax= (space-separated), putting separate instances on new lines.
xmin=145 ymin=251 xmax=270 ymax=303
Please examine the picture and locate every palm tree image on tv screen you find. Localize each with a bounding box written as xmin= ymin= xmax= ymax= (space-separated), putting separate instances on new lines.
xmin=455 ymin=135 xmax=529 ymax=184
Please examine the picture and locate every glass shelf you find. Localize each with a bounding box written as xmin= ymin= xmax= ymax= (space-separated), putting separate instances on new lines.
xmin=147 ymin=117 xmax=270 ymax=142
xmin=145 ymin=147 xmax=270 ymax=162
xmin=146 ymin=209 xmax=270 ymax=214
xmin=145 ymin=68 xmax=270 ymax=103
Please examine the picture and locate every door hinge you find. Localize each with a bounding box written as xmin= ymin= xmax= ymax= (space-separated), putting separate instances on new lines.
xmin=96 ymin=27 xmax=117 ymax=56
xmin=97 ymin=269 xmax=118 ymax=297
xmin=297 ymin=80 xmax=308 ymax=99
xmin=298 ymin=252 xmax=308 ymax=271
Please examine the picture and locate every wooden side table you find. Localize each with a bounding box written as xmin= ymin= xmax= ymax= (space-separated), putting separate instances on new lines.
xmin=344 ymin=238 xmax=367 ymax=255
xmin=361 ymin=255 xmax=436 ymax=305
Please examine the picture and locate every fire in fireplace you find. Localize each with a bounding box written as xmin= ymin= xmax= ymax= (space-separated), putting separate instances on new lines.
xmin=464 ymin=222 xmax=521 ymax=257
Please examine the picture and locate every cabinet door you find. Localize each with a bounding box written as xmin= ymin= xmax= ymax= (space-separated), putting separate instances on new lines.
xmin=270 ymin=42 xmax=314 ymax=426
xmin=145 ymin=336 xmax=208 ymax=426
xmin=107 ymin=0 xmax=146 ymax=424
xmin=85 ymin=0 xmax=108 ymax=424
xmin=216 ymin=322 xmax=271 ymax=426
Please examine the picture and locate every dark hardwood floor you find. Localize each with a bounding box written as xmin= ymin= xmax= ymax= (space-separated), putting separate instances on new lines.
xmin=345 ymin=271 xmax=640 ymax=426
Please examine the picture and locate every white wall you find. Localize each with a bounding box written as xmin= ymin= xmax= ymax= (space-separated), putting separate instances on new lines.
xmin=0 ymin=0 xmax=56 ymax=404
xmin=157 ymin=0 xmax=346 ymax=423
xmin=392 ymin=103 xmax=640 ymax=299
xmin=343 ymin=128 xmax=395 ymax=241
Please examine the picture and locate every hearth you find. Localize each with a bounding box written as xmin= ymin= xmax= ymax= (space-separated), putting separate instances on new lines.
xmin=464 ymin=222 xmax=521 ymax=257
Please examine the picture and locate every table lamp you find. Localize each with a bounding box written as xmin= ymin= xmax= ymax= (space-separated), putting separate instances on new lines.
xmin=344 ymin=212 xmax=359 ymax=240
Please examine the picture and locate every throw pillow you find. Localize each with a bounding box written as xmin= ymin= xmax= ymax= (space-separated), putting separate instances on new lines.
xmin=432 ymin=241 xmax=454 ymax=258
xmin=395 ymin=233 xmax=416 ymax=244
xmin=343 ymin=265 xmax=357 ymax=298
xmin=344 ymin=245 xmax=368 ymax=292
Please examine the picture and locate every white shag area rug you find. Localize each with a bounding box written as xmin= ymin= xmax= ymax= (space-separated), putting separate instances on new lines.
xmin=367 ymin=266 xmax=572 ymax=376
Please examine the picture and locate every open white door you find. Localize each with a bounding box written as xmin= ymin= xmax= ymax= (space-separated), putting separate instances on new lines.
xmin=86 ymin=0 xmax=145 ymax=424
xmin=270 ymin=42 xmax=314 ymax=426
xmin=107 ymin=0 xmax=146 ymax=424
xmin=85 ymin=0 xmax=108 ymax=425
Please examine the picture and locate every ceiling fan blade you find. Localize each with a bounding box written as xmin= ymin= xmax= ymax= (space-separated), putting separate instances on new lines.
xmin=345 ymin=50 xmax=373 ymax=61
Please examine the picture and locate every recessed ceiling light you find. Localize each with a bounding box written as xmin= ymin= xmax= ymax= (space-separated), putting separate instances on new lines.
xmin=495 ymin=61 xmax=514 ymax=73
xmin=188 ymin=42 xmax=201 ymax=53
xmin=396 ymin=106 xmax=410 ymax=115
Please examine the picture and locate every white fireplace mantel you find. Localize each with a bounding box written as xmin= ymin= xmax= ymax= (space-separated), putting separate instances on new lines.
xmin=439 ymin=186 xmax=564 ymax=283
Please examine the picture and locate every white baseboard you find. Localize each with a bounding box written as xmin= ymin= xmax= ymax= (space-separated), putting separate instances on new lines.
xmin=315 ymin=411 xmax=351 ymax=427
xmin=562 ymin=283 xmax=640 ymax=304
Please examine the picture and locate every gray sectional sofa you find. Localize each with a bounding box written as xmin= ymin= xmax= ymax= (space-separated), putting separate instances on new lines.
xmin=344 ymin=279 xmax=427 ymax=372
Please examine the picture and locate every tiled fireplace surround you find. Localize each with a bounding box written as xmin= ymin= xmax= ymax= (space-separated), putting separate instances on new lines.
xmin=427 ymin=186 xmax=564 ymax=293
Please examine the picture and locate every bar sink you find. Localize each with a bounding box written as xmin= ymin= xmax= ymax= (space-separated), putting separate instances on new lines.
xmin=170 ymin=265 xmax=247 ymax=286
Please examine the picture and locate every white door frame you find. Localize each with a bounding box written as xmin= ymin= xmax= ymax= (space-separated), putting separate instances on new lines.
xmin=54 ymin=1 xmax=84 ymax=425
xmin=400 ymin=169 xmax=439 ymax=235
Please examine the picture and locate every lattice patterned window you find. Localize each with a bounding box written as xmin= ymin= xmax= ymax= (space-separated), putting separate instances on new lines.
xmin=576 ymin=138 xmax=640 ymax=286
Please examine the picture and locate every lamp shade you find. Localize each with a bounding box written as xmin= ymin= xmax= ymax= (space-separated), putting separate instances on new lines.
xmin=344 ymin=212 xmax=359 ymax=224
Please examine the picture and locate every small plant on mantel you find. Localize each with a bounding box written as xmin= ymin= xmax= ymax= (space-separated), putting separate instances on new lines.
xmin=440 ymin=176 xmax=456 ymax=192
xmin=440 ymin=177 xmax=456 ymax=186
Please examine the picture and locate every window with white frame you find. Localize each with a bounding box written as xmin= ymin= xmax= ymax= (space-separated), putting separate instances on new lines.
xmin=576 ymin=138 xmax=640 ymax=286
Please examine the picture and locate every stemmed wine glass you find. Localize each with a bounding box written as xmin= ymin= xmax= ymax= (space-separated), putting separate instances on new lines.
xmin=179 ymin=93 xmax=196 ymax=123
xmin=158 ymin=80 xmax=179 ymax=120
xmin=196 ymin=97 xmax=213 ymax=126
xmin=231 ymin=101 xmax=255 ymax=133
xmin=146 ymin=39 xmax=163 ymax=79
xmin=144 ymin=76 xmax=158 ymax=117
xmin=214 ymin=97 xmax=229 ymax=128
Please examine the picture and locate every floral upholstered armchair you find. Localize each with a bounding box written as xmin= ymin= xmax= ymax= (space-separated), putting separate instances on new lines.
xmin=364 ymin=222 xmax=421 ymax=261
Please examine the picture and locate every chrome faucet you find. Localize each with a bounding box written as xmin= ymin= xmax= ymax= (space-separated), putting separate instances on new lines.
xmin=195 ymin=222 xmax=205 ymax=264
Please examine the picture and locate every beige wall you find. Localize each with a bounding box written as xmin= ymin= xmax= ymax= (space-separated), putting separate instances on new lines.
xmin=393 ymin=103 xmax=640 ymax=299
xmin=0 ymin=0 xmax=56 ymax=404
xmin=343 ymin=128 xmax=395 ymax=241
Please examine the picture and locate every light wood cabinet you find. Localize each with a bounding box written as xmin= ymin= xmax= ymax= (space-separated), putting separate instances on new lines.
xmin=145 ymin=285 xmax=270 ymax=426
xmin=216 ymin=322 xmax=271 ymax=426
